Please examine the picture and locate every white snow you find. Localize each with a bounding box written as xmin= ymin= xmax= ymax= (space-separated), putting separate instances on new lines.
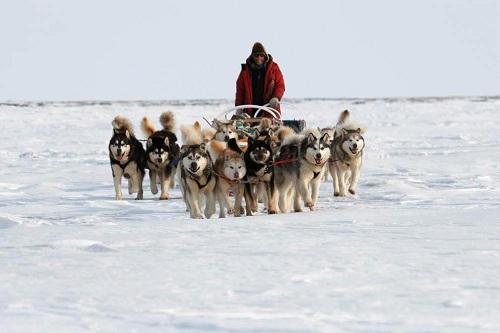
xmin=1 ymin=97 xmax=500 ymax=332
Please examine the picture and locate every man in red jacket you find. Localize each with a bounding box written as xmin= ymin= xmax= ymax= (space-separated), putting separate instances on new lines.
xmin=235 ymin=42 xmax=285 ymax=118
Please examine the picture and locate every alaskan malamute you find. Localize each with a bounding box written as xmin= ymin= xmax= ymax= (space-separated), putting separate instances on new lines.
xmin=141 ymin=111 xmax=180 ymax=200
xmin=214 ymin=139 xmax=247 ymax=217
xmin=329 ymin=110 xmax=366 ymax=196
xmin=108 ymin=116 xmax=146 ymax=200
xmin=274 ymin=128 xmax=331 ymax=212
xmin=179 ymin=143 xmax=216 ymax=219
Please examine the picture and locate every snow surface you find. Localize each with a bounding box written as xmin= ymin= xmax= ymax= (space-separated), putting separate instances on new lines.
xmin=1 ymin=97 xmax=500 ymax=332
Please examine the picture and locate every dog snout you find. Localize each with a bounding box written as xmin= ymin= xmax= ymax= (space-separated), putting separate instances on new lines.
xmin=117 ymin=148 xmax=122 ymax=155
xmin=224 ymin=135 xmax=230 ymax=142
xmin=234 ymin=172 xmax=240 ymax=179
xmin=315 ymin=153 xmax=321 ymax=159
xmin=353 ymin=143 xmax=358 ymax=149
xmin=190 ymin=162 xmax=197 ymax=170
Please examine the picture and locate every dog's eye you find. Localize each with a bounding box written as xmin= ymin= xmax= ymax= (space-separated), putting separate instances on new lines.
xmin=196 ymin=156 xmax=200 ymax=160
xmin=238 ymin=166 xmax=242 ymax=169
xmin=230 ymin=166 xmax=234 ymax=169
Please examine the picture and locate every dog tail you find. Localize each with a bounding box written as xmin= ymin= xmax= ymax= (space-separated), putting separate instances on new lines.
xmin=208 ymin=140 xmax=226 ymax=161
xmin=337 ymin=109 xmax=350 ymax=126
xmin=275 ymin=126 xmax=295 ymax=142
xmin=180 ymin=121 xmax=203 ymax=145
xmin=201 ymin=127 xmax=216 ymax=143
xmin=160 ymin=111 xmax=176 ymax=132
xmin=335 ymin=110 xmax=368 ymax=135
xmin=141 ymin=117 xmax=156 ymax=137
xmin=112 ymin=115 xmax=135 ymax=137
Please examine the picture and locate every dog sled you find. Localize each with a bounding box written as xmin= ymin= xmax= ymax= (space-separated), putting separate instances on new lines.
xmin=213 ymin=104 xmax=306 ymax=138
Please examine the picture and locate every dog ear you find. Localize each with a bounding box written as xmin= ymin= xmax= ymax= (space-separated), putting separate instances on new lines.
xmin=180 ymin=145 xmax=189 ymax=155
xmin=321 ymin=132 xmax=330 ymax=143
xmin=342 ymin=128 xmax=349 ymax=136
xmin=213 ymin=119 xmax=222 ymax=128
xmin=147 ymin=138 xmax=153 ymax=147
xmin=199 ymin=142 xmax=207 ymax=152
xmin=356 ymin=128 xmax=361 ymax=134
xmin=125 ymin=130 xmax=131 ymax=139
xmin=227 ymin=138 xmax=242 ymax=154
xmin=164 ymin=136 xmax=169 ymax=146
xmin=307 ymin=132 xmax=317 ymax=144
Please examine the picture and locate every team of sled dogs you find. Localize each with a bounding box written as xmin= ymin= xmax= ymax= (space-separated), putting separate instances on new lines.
xmin=108 ymin=110 xmax=367 ymax=218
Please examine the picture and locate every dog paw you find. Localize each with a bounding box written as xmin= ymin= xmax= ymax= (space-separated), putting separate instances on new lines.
xmin=160 ymin=195 xmax=169 ymax=200
xmin=115 ymin=195 xmax=123 ymax=200
xmin=334 ymin=192 xmax=340 ymax=197
xmin=151 ymin=187 xmax=158 ymax=195
xmin=227 ymin=208 xmax=234 ymax=215
xmin=135 ymin=194 xmax=143 ymax=200
xmin=294 ymin=208 xmax=303 ymax=213
xmin=305 ymin=202 xmax=315 ymax=211
xmin=348 ymin=188 xmax=356 ymax=195
xmin=268 ymin=209 xmax=277 ymax=215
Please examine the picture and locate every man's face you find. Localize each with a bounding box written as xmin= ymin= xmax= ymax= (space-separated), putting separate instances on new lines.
xmin=253 ymin=53 xmax=265 ymax=65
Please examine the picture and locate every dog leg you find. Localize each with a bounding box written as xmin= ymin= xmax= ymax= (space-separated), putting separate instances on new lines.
xmin=135 ymin=170 xmax=144 ymax=200
xmin=170 ymin=167 xmax=177 ymax=188
xmin=266 ymin=182 xmax=278 ymax=214
xmin=310 ymin=174 xmax=322 ymax=207
xmin=297 ymin=178 xmax=313 ymax=210
xmin=348 ymin=167 xmax=360 ymax=195
xmin=234 ymin=184 xmax=244 ymax=217
xmin=217 ymin=188 xmax=226 ymax=218
xmin=331 ymin=163 xmax=340 ymax=197
xmin=244 ymin=184 xmax=254 ymax=216
xmin=111 ymin=165 xmax=124 ymax=200
xmin=149 ymin=170 xmax=158 ymax=195
xmin=160 ymin=171 xmax=170 ymax=200
xmin=338 ymin=167 xmax=348 ymax=197
xmin=188 ymin=191 xmax=203 ymax=219
xmin=204 ymin=190 xmax=216 ymax=219
xmin=293 ymin=189 xmax=302 ymax=212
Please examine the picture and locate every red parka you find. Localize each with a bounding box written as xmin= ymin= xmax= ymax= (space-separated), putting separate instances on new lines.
xmin=235 ymin=54 xmax=285 ymax=118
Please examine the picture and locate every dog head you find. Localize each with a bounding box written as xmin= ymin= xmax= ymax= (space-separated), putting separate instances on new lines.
xmin=180 ymin=143 xmax=210 ymax=176
xmin=222 ymin=149 xmax=246 ymax=181
xmin=213 ymin=119 xmax=238 ymax=142
xmin=340 ymin=128 xmax=365 ymax=156
xmin=147 ymin=134 xmax=173 ymax=166
xmin=246 ymin=136 xmax=273 ymax=164
xmin=109 ymin=129 xmax=132 ymax=163
xmin=301 ymin=130 xmax=331 ymax=166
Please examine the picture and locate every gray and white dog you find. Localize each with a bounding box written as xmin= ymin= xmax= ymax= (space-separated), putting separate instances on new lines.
xmin=274 ymin=128 xmax=331 ymax=213
xmin=108 ymin=116 xmax=146 ymax=200
xmin=328 ymin=110 xmax=367 ymax=196
xmin=178 ymin=143 xmax=216 ymax=219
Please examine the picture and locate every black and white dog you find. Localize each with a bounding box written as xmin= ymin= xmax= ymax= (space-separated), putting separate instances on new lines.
xmin=274 ymin=129 xmax=331 ymax=212
xmin=109 ymin=116 xmax=146 ymax=200
xmin=141 ymin=112 xmax=180 ymax=200
xmin=243 ymin=134 xmax=278 ymax=215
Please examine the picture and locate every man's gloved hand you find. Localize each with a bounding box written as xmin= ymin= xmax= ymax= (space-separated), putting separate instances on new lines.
xmin=269 ymin=97 xmax=279 ymax=109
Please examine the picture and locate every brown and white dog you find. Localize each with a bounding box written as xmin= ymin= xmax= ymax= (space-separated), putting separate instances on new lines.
xmin=213 ymin=139 xmax=247 ymax=218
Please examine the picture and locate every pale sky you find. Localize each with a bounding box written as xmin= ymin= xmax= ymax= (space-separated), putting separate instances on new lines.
xmin=0 ymin=0 xmax=498 ymax=101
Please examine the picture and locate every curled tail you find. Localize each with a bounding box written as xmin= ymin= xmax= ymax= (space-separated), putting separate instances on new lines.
xmin=180 ymin=121 xmax=203 ymax=145
xmin=112 ymin=115 xmax=135 ymax=137
xmin=141 ymin=117 xmax=156 ymax=137
xmin=160 ymin=111 xmax=176 ymax=132
xmin=337 ymin=109 xmax=350 ymax=126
